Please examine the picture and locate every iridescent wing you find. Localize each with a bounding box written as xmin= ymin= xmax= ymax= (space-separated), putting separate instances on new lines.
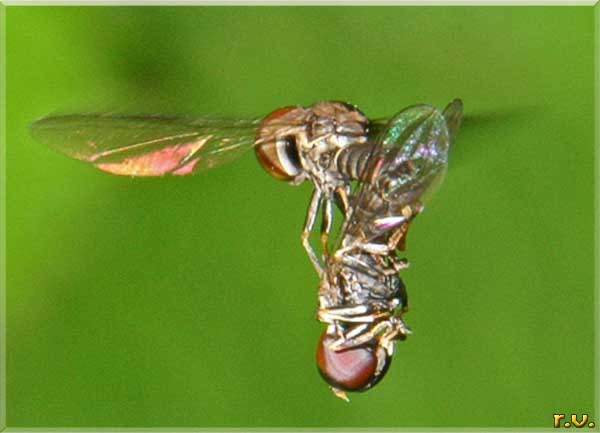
xmin=341 ymin=99 xmax=463 ymax=244
xmin=31 ymin=114 xmax=261 ymax=176
xmin=367 ymin=98 xmax=462 ymax=150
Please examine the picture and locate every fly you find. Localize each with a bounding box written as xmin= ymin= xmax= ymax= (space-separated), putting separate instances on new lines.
xmin=31 ymin=102 xmax=385 ymax=275
xmin=316 ymin=100 xmax=463 ymax=400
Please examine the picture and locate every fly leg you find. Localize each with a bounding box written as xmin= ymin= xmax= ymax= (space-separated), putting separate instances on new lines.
xmin=329 ymin=317 xmax=412 ymax=355
xmin=334 ymin=185 xmax=351 ymax=215
xmin=302 ymin=188 xmax=324 ymax=277
xmin=378 ymin=317 xmax=412 ymax=354
xmin=321 ymin=184 xmax=352 ymax=264
xmin=329 ymin=318 xmax=411 ymax=353
xmin=380 ymin=227 xmax=411 ymax=275
xmin=318 ymin=305 xmax=387 ymax=324
xmin=389 ymin=255 xmax=410 ymax=272
xmin=328 ymin=321 xmax=388 ymax=351
xmin=319 ymin=185 xmax=351 ymax=259
xmin=343 ymin=217 xmax=415 ymax=258
xmin=373 ymin=253 xmax=409 ymax=276
xmin=320 ymin=196 xmax=334 ymax=260
xmin=339 ymin=254 xmax=380 ymax=277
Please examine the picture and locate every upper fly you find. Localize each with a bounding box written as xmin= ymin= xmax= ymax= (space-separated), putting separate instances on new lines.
xmin=31 ymin=101 xmax=390 ymax=275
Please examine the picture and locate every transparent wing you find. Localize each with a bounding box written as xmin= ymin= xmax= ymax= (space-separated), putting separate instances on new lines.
xmin=442 ymin=98 xmax=463 ymax=145
xmin=31 ymin=114 xmax=261 ymax=176
xmin=369 ymin=99 xmax=462 ymax=144
xmin=341 ymin=100 xmax=462 ymax=245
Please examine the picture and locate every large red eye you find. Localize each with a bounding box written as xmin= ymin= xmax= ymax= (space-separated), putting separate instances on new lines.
xmin=316 ymin=330 xmax=391 ymax=392
xmin=255 ymin=106 xmax=305 ymax=181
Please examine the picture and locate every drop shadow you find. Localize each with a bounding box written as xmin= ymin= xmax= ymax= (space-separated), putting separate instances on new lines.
xmin=451 ymin=104 xmax=541 ymax=168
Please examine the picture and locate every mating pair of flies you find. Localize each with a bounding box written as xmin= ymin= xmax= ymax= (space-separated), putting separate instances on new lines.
xmin=32 ymin=98 xmax=463 ymax=401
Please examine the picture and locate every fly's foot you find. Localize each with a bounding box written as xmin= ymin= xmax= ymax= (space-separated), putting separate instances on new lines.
xmin=331 ymin=387 xmax=350 ymax=402
xmin=391 ymin=256 xmax=409 ymax=272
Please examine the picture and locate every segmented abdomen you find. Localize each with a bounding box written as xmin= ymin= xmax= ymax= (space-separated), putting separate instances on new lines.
xmin=335 ymin=143 xmax=374 ymax=181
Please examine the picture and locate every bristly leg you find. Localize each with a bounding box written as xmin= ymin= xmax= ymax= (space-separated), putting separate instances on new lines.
xmin=301 ymin=188 xmax=324 ymax=277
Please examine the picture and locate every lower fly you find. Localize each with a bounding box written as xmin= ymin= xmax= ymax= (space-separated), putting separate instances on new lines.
xmin=315 ymin=100 xmax=463 ymax=400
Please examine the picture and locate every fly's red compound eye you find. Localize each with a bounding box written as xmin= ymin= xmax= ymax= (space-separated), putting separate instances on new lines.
xmin=316 ymin=330 xmax=391 ymax=392
xmin=255 ymin=106 xmax=305 ymax=181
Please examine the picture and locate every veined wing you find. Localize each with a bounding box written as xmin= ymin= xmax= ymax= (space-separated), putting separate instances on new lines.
xmin=367 ymin=98 xmax=462 ymax=151
xmin=31 ymin=114 xmax=261 ymax=176
xmin=340 ymin=99 xmax=463 ymax=245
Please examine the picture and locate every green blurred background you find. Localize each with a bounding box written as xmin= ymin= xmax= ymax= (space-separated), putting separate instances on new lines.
xmin=4 ymin=5 xmax=597 ymax=428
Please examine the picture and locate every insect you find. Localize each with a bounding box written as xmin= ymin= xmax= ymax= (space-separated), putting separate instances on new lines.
xmin=31 ymin=98 xmax=462 ymax=399
xmin=316 ymin=101 xmax=463 ymax=400
xmin=31 ymin=102 xmax=387 ymax=275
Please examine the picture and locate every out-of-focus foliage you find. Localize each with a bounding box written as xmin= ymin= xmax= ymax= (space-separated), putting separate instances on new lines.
xmin=5 ymin=6 xmax=595 ymax=427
